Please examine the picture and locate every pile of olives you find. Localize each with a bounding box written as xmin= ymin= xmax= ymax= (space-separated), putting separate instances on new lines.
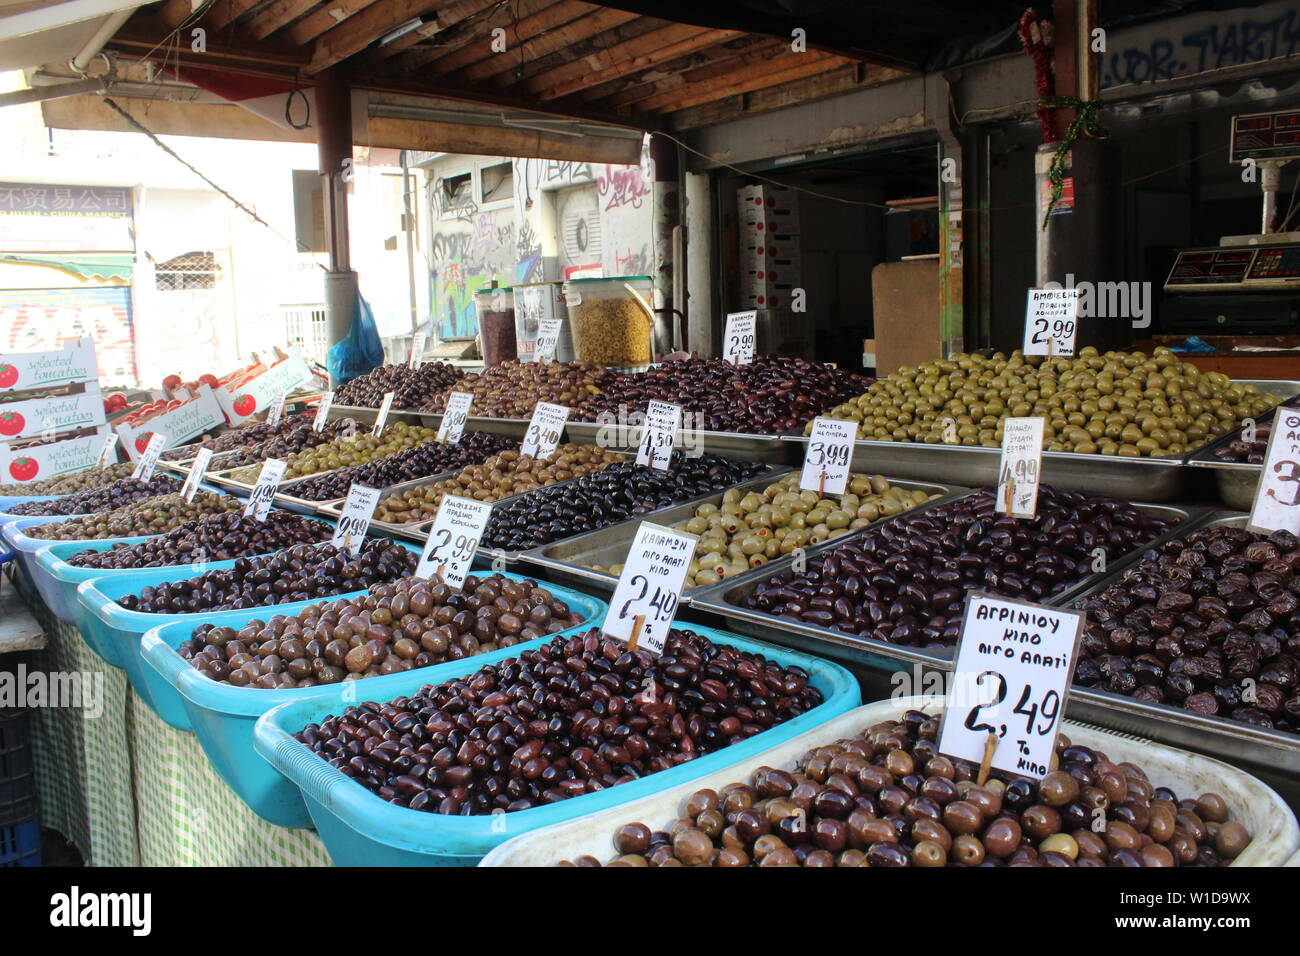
xmin=161 ymin=412 xmax=314 ymax=461
xmin=66 ymin=511 xmax=332 ymax=568
xmin=6 ymin=475 xmax=183 ymax=516
xmin=294 ymin=627 xmax=824 ymax=815
xmin=29 ymin=491 xmax=243 ymax=540
xmin=1076 ymin=524 xmax=1300 ymax=731
xmin=336 ymin=362 xmax=465 ymax=409
xmin=227 ymin=421 xmax=439 ymax=482
xmin=181 ymin=573 xmax=582 ymax=688
xmin=373 ymin=444 xmax=626 ymax=525
xmin=205 ymin=420 xmax=356 ymax=472
xmin=1211 ymin=419 xmax=1272 ymax=465
xmin=0 ymin=461 xmax=135 ymax=496
xmin=816 ymin=348 xmax=1277 ymax=457
xmin=561 ymin=710 xmax=1251 ymax=867
xmin=422 ymin=360 xmax=614 ymax=418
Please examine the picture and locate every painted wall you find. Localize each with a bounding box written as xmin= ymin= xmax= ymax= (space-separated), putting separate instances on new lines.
xmin=422 ymin=142 xmax=654 ymax=340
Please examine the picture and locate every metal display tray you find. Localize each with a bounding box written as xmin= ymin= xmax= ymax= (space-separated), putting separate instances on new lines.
xmin=521 ymin=473 xmax=961 ymax=598
xmin=331 ymin=403 xmax=425 ymax=427
xmin=1183 ymin=400 xmax=1298 ymax=510
xmin=203 ymin=467 xmax=348 ymax=517
xmin=688 ymin=498 xmax=1208 ymax=678
xmin=1063 ymin=513 xmax=1300 ymax=781
xmin=315 ymin=468 xmax=499 ymax=543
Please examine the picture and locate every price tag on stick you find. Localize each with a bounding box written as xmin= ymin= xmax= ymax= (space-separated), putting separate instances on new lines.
xmin=601 ymin=522 xmax=698 ymax=655
xmin=97 ymin=433 xmax=120 ymax=468
xmin=312 ymin=391 xmax=333 ymax=432
xmin=937 ymin=592 xmax=1086 ymax=781
xmin=800 ymin=417 xmax=856 ymax=496
xmin=1248 ymin=406 xmax=1300 ymax=534
xmin=437 ymin=391 xmax=473 ymax=445
xmin=521 ymin=402 xmax=570 ymax=459
xmin=1023 ymin=288 xmax=1080 ymax=356
xmin=181 ymin=448 xmax=214 ymax=503
xmin=331 ymin=483 xmax=381 ymax=556
xmin=723 ymin=311 xmax=757 ymax=365
xmin=635 ymin=400 xmax=681 ymax=470
xmin=535 ymin=318 xmax=563 ymax=364
xmin=243 ymin=458 xmax=286 ymax=521
xmin=416 ymin=495 xmax=493 ymax=589
xmin=997 ymin=417 xmax=1045 ymax=518
xmin=131 ymin=433 xmax=167 ymax=482
xmin=409 ymin=331 xmax=427 ymax=369
xmin=371 ymin=392 xmax=395 ymax=437
xmin=265 ymin=392 xmax=287 ymax=428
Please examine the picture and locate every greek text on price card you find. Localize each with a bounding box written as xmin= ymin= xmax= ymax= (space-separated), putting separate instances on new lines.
xmin=331 ymin=484 xmax=381 ymax=556
xmin=521 ymin=402 xmax=569 ymax=459
xmin=635 ymin=400 xmax=680 ymax=470
xmin=372 ymin=392 xmax=395 ymax=436
xmin=312 ymin=391 xmax=333 ymax=432
xmin=1249 ymin=406 xmax=1300 ymax=534
xmin=417 ymin=495 xmax=493 ymax=590
xmin=997 ymin=417 xmax=1045 ymax=518
xmin=437 ymin=392 xmax=473 ymax=444
xmin=409 ymin=331 xmax=427 ymax=368
xmin=181 ymin=448 xmax=213 ymax=503
xmin=800 ymin=417 xmax=856 ymax=495
xmin=131 ymin=433 xmax=166 ymax=482
xmin=244 ymin=458 xmax=286 ymax=521
xmin=723 ymin=311 xmax=757 ymax=365
xmin=1023 ymin=287 xmax=1080 ymax=356
xmin=601 ymin=522 xmax=698 ymax=655
xmin=265 ymin=391 xmax=287 ymax=428
xmin=937 ymin=593 xmax=1085 ymax=779
xmin=535 ymin=318 xmax=563 ymax=364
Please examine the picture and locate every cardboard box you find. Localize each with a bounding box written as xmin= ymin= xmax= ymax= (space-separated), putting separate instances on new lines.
xmin=871 ymin=259 xmax=940 ymax=376
xmin=737 ymin=184 xmax=800 ymax=216
xmin=115 ymin=384 xmax=226 ymax=460
xmin=0 ymin=425 xmax=113 ymax=484
xmin=740 ymin=284 xmax=796 ymax=309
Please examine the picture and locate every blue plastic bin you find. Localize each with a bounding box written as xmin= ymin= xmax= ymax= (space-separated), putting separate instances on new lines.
xmin=141 ymin=571 xmax=609 ymax=827
xmin=254 ymin=624 xmax=860 ymax=866
xmin=0 ymin=817 xmax=40 ymax=866
xmin=0 ymin=495 xmax=63 ymax=526
xmin=1 ymin=514 xmax=89 ymax=590
xmin=75 ymin=540 xmax=424 ymax=730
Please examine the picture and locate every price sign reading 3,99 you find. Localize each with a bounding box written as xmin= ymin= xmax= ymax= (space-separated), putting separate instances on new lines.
xmin=331 ymin=483 xmax=381 ymax=556
xmin=521 ymin=401 xmax=570 ymax=459
xmin=800 ymin=417 xmax=856 ymax=496
xmin=602 ymin=522 xmax=698 ymax=655
xmin=1023 ymin=287 xmax=1080 ymax=357
xmin=997 ymin=416 xmax=1045 ymax=518
xmin=723 ymin=311 xmax=757 ymax=366
xmin=437 ymin=391 xmax=473 ymax=445
xmin=1249 ymin=406 xmax=1300 ymax=535
xmin=635 ymin=400 xmax=681 ymax=471
xmin=244 ymin=458 xmax=286 ymax=521
xmin=416 ymin=495 xmax=494 ymax=590
xmin=937 ymin=593 xmax=1085 ymax=780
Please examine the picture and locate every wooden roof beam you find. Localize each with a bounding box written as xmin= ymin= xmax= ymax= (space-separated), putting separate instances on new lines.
xmin=587 ymin=34 xmax=775 ymax=107
xmin=307 ymin=0 xmax=442 ymax=73
xmin=371 ymin=0 xmax=502 ymax=59
xmin=455 ymin=7 xmax=642 ymax=81
xmin=637 ymin=52 xmax=849 ymax=114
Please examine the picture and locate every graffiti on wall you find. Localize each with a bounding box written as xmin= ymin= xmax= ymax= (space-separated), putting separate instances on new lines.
xmin=598 ymin=164 xmax=650 ymax=212
xmin=0 ymin=286 xmax=137 ymax=384
xmin=516 ymin=219 xmax=542 ymax=285
xmin=429 ymin=210 xmax=515 ymax=339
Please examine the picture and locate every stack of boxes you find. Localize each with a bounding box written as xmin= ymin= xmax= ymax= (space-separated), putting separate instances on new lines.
xmin=736 ymin=185 xmax=810 ymax=357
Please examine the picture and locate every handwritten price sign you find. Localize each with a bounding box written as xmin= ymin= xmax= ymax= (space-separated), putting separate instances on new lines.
xmin=723 ymin=311 xmax=757 ymax=365
xmin=1023 ymin=288 xmax=1080 ymax=357
xmin=1249 ymin=407 xmax=1300 ymax=535
xmin=997 ymin=417 xmax=1045 ymax=518
xmin=800 ymin=417 xmax=855 ymax=496
xmin=635 ymin=400 xmax=680 ymax=471
xmin=416 ymin=495 xmax=493 ymax=589
xmin=331 ymin=484 xmax=381 ymax=556
xmin=601 ymin=522 xmax=697 ymax=655
xmin=521 ymin=402 xmax=569 ymax=459
xmin=243 ymin=458 xmax=286 ymax=521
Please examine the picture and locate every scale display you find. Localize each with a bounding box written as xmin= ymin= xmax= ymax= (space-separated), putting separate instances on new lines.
xmin=1230 ymin=110 xmax=1300 ymax=163
xmin=1166 ymin=245 xmax=1300 ymax=292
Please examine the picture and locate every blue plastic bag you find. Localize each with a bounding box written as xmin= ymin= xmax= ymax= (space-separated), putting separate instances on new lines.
xmin=326 ymin=290 xmax=384 ymax=384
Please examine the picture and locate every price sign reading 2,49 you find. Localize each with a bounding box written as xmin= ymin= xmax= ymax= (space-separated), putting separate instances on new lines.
xmin=601 ymin=522 xmax=698 ymax=655
xmin=1250 ymin=407 xmax=1300 ymax=535
xmin=937 ymin=592 xmax=1086 ymax=780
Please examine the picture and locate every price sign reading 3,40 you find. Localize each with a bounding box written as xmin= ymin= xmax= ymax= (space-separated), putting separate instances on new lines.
xmin=521 ymin=401 xmax=570 ymax=459
xmin=331 ymin=484 xmax=381 ymax=556
xmin=601 ymin=522 xmax=698 ymax=655
xmin=1250 ymin=407 xmax=1300 ymax=534
xmin=416 ymin=495 xmax=494 ymax=590
xmin=800 ymin=417 xmax=856 ymax=496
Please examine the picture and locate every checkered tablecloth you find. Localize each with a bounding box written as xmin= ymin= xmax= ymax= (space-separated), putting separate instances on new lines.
xmin=9 ymin=568 xmax=331 ymax=866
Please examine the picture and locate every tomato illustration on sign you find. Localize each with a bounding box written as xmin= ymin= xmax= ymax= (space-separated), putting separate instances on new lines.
xmin=8 ymin=457 xmax=37 ymax=481
xmin=0 ymin=411 xmax=24 ymax=436
xmin=0 ymin=364 xmax=17 ymax=388
xmin=135 ymin=431 xmax=154 ymax=454
xmin=233 ymin=394 xmax=257 ymax=416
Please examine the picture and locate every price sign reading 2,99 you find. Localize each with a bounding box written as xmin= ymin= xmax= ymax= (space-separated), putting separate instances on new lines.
xmin=800 ymin=417 xmax=856 ymax=496
xmin=937 ymin=593 xmax=1086 ymax=780
xmin=330 ymin=483 xmax=381 ymax=556
xmin=1023 ymin=287 xmax=1080 ymax=357
xmin=602 ymin=522 xmax=698 ymax=655
xmin=723 ymin=311 xmax=757 ymax=366
xmin=243 ymin=458 xmax=286 ymax=522
xmin=1249 ymin=407 xmax=1300 ymax=535
xmin=521 ymin=401 xmax=570 ymax=459
xmin=416 ymin=495 xmax=494 ymax=590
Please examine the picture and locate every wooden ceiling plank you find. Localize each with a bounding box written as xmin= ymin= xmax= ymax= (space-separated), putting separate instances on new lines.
xmin=245 ymin=0 xmax=319 ymax=39
xmin=558 ymin=29 xmax=755 ymax=103
xmin=204 ymin=0 xmax=266 ymax=32
xmin=637 ymin=52 xmax=846 ymax=114
xmin=307 ymin=0 xmax=442 ymax=73
xmin=486 ymin=15 xmax=661 ymax=85
xmin=372 ymin=0 xmax=500 ymax=59
xmin=531 ymin=24 xmax=737 ymax=99
xmin=288 ymin=0 xmax=388 ymax=43
xmin=587 ymin=36 xmax=783 ymax=108
xmin=417 ymin=0 xmax=589 ymax=74
xmin=457 ymin=7 xmax=640 ymax=81
xmin=524 ymin=22 xmax=710 ymax=97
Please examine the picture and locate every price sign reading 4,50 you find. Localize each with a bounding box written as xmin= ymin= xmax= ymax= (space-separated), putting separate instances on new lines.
xmin=1249 ymin=407 xmax=1300 ymax=534
xmin=635 ymin=400 xmax=681 ymax=471
xmin=437 ymin=391 xmax=473 ymax=445
xmin=602 ymin=522 xmax=698 ymax=655
xmin=243 ymin=458 xmax=286 ymax=522
xmin=997 ymin=416 xmax=1045 ymax=519
xmin=131 ymin=433 xmax=167 ymax=482
xmin=521 ymin=401 xmax=570 ymax=459
xmin=937 ymin=592 xmax=1086 ymax=780
xmin=416 ymin=495 xmax=494 ymax=590
xmin=723 ymin=311 xmax=757 ymax=366
xmin=1023 ymin=287 xmax=1080 ymax=357
xmin=800 ymin=417 xmax=856 ymax=496
xmin=330 ymin=483 xmax=381 ymax=556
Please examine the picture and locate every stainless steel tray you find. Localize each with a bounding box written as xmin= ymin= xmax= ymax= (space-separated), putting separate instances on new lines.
xmin=315 ymin=467 xmax=477 ymax=542
xmin=1063 ymin=512 xmax=1300 ymax=780
xmin=1184 ymin=403 xmax=1290 ymax=510
xmin=331 ymin=403 xmax=424 ymax=427
xmin=689 ymin=497 xmax=1207 ymax=678
xmin=522 ymin=473 xmax=960 ymax=598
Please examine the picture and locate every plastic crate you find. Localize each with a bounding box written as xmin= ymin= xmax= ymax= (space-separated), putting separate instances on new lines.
xmin=75 ymin=540 xmax=424 ymax=731
xmin=0 ymin=495 xmax=64 ymax=526
xmin=1 ymin=514 xmax=89 ymax=590
xmin=254 ymin=624 xmax=860 ymax=866
xmin=140 ymin=570 xmax=609 ymax=827
xmin=0 ymin=710 xmax=35 ymax=826
xmin=0 ymin=816 xmax=40 ymax=866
